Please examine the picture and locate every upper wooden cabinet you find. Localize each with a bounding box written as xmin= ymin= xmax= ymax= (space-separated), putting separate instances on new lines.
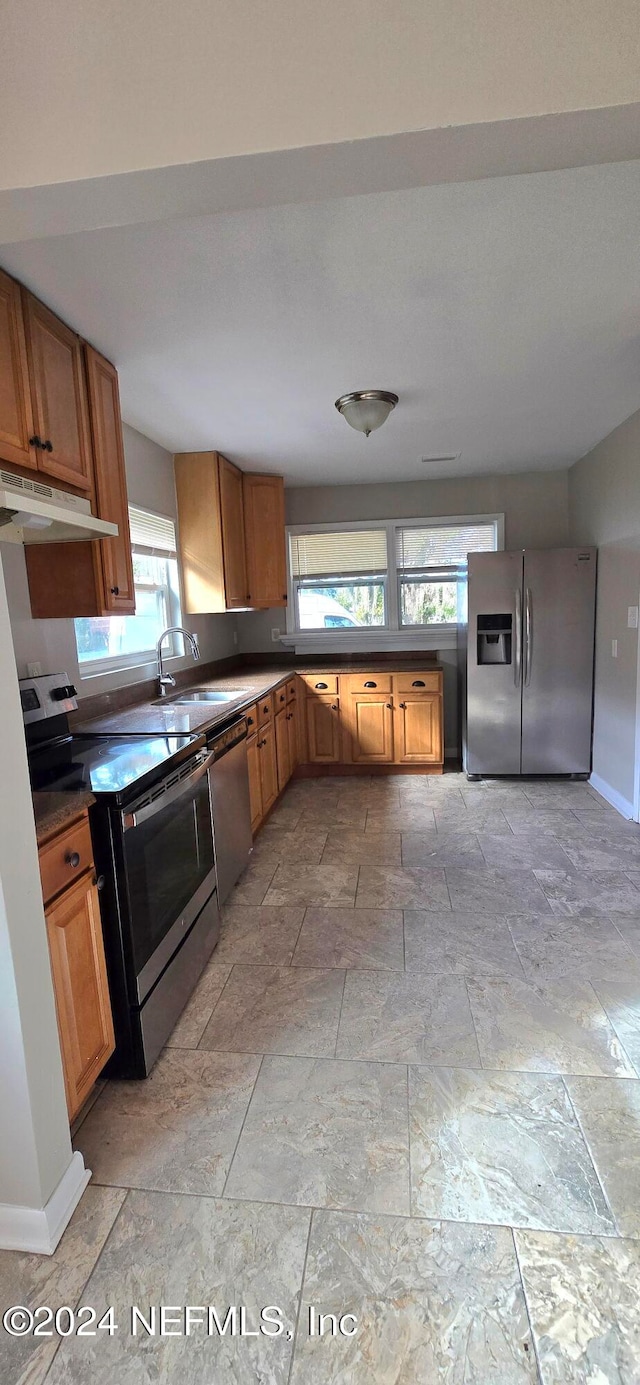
xmin=22 ymin=290 xmax=93 ymax=492
xmin=0 ymin=267 xmax=36 ymax=471
xmin=25 ymin=346 xmax=135 ymax=619
xmin=218 ymin=455 xmax=249 ymax=607
xmin=84 ymin=345 xmax=135 ymax=613
xmin=243 ymin=472 xmax=287 ymax=607
xmin=175 ymin=450 xmax=286 ymax=614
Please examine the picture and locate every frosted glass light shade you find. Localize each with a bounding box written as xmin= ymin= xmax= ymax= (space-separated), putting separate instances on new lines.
xmin=335 ymin=391 xmax=398 ymax=437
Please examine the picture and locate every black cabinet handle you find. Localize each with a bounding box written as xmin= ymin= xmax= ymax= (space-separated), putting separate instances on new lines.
xmin=29 ymin=435 xmax=42 ymax=449
xmin=44 ymin=440 xmax=53 ymax=452
xmin=92 ymin=873 xmax=105 ymax=891
xmin=282 ymin=594 xmax=287 ymax=600
xmin=331 ymin=703 xmax=338 ymax=711
xmin=247 ymin=716 xmax=254 ymax=726
xmin=412 ymin=680 xmax=426 ymax=687
xmin=279 ymin=692 xmax=285 ymax=701
xmin=364 ymin=680 xmax=377 ymax=688
xmin=65 ymin=851 xmax=81 ymax=868
xmin=315 ymin=682 xmax=328 ymax=689
xmin=399 ymin=701 xmax=406 ymax=709
xmin=386 ymin=702 xmax=393 ymax=709
xmin=110 ymin=586 xmax=119 ymax=595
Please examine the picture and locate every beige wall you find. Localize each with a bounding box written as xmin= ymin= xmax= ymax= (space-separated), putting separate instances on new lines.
xmin=569 ymin=407 xmax=640 ymax=809
xmin=4 ymin=423 xmax=238 ymax=696
xmin=1 ymin=2 xmax=639 ymax=191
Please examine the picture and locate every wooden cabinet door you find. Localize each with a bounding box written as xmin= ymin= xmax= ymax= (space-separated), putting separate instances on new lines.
xmin=243 ymin=473 xmax=287 ymax=607
xmin=275 ymin=707 xmax=291 ymax=792
xmin=394 ymin=693 xmax=443 ymax=764
xmin=218 ymin=454 xmax=249 ymax=607
xmin=258 ymin=720 xmax=278 ymax=814
xmin=287 ymin=697 xmax=299 ymax=772
xmin=346 ymin=693 xmax=394 ymax=764
xmin=84 ymin=345 xmax=135 ymax=613
xmin=45 ymin=872 xmax=115 ymax=1121
xmin=22 ymin=291 xmax=93 ymax=491
xmin=0 ymin=269 xmax=36 ymax=470
xmin=246 ymin=732 xmax=263 ymax=833
xmin=306 ymin=694 xmax=341 ymax=763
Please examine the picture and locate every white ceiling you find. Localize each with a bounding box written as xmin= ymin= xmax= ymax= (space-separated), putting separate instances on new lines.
xmin=2 ymin=160 xmax=640 ymax=486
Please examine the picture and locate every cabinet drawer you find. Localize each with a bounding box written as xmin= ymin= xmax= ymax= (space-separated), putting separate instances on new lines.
xmin=393 ymin=671 xmax=442 ymax=694
xmin=302 ymin=673 xmax=338 ymax=695
xmin=244 ymin=702 xmax=259 ymax=734
xmin=274 ymin=682 xmax=288 ymax=711
xmin=344 ymin=672 xmax=392 ymax=694
xmin=39 ymin=816 xmax=94 ymax=906
xmin=257 ymin=692 xmax=274 ymax=726
xmin=286 ymin=678 xmax=297 ymax=703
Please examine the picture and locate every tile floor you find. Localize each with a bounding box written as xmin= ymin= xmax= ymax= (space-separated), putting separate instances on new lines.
xmin=4 ymin=773 xmax=640 ymax=1382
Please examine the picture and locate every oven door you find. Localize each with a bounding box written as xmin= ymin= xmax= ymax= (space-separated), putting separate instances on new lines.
xmin=119 ymin=749 xmax=217 ymax=1001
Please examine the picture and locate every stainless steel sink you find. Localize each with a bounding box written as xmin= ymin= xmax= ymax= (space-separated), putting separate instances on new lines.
xmin=169 ymin=688 xmax=249 ymax=704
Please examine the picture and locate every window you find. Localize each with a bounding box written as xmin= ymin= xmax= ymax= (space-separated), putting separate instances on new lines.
xmin=290 ymin=528 xmax=388 ymax=630
xmin=287 ymin=514 xmax=502 ymax=642
xmin=75 ymin=507 xmax=182 ymax=674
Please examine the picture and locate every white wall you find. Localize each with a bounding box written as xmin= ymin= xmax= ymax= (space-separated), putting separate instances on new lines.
xmin=4 ymin=423 xmax=238 ymax=697
xmin=1 ymin=1 xmax=639 ymax=191
xmin=237 ymin=467 xmax=570 ymax=755
xmin=569 ymin=407 xmax=640 ymax=811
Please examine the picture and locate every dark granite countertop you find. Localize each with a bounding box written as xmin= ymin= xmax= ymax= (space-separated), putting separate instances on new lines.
xmin=74 ymin=660 xmax=444 ymax=738
xmin=33 ymin=790 xmax=95 ymax=845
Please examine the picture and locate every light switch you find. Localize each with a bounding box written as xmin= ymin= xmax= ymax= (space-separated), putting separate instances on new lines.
xmin=628 ymin=606 xmax=639 ymax=629
xmin=271 ymin=627 xmax=281 ymax=643
xmin=612 ymin=639 xmax=618 ymax=658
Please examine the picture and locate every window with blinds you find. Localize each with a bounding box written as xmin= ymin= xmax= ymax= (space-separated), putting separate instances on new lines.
xmin=290 ymin=528 xmax=388 ymax=629
xmin=129 ymin=505 xmax=177 ymax=557
xmin=290 ymin=529 xmax=387 ymax=579
xmin=396 ymin=519 xmax=498 ymax=626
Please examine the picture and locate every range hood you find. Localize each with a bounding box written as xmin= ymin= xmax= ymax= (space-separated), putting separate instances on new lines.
xmin=0 ymin=468 xmax=118 ymax=545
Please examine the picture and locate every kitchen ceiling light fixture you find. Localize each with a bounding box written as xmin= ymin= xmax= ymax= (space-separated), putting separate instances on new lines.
xmin=335 ymin=390 xmax=398 ymax=437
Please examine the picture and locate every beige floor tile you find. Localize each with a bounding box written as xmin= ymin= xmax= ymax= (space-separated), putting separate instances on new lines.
xmin=0 ymin=1186 xmax=125 ymax=1385
xmin=467 ymin=975 xmax=637 ymax=1076
xmin=215 ymin=904 xmax=304 ymax=965
xmin=322 ymin=829 xmax=401 ymax=865
xmin=225 ymin=1056 xmax=411 ymax=1215
xmin=337 ymin=970 xmax=480 ymax=1065
xmin=534 ymin=868 xmax=640 ymax=916
xmin=478 ymin=833 xmax=571 ymax=869
xmin=365 ymin=807 xmax=437 ymax=833
xmin=291 ymin=1211 xmax=537 ymax=1383
xmin=250 ymin=825 xmax=327 ymax=865
xmin=46 ymin=1192 xmax=310 ymax=1385
xmin=404 ymin=910 xmax=526 ymax=978
xmin=593 ymin=976 xmax=640 ymax=1074
xmin=298 ymin=804 xmax=368 ymax=830
xmin=165 ymin=961 xmax=232 ymax=1047
xmin=409 ymin=1066 xmax=615 ymax=1234
xmin=433 ymin=805 xmax=514 ymax=833
xmin=402 ymin=831 xmax=484 ymax=867
xmin=516 ymin=1229 xmax=640 ymax=1383
xmin=199 ymin=964 xmax=344 ymax=1056
xmin=74 ymin=1048 xmax=261 ymax=1195
xmin=226 ymin=857 xmax=278 ymax=905
xmin=263 ymin=862 xmax=358 ymax=907
xmin=509 ymin=914 xmax=640 ymax=984
xmin=445 ymin=866 xmax=551 ymax=914
xmin=356 ymin=865 xmax=451 ymax=910
xmin=292 ymin=907 xmax=404 ymax=970
xmin=565 ymin=1076 xmax=640 ymax=1237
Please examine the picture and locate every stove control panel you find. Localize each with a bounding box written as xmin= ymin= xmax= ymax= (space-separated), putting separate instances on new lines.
xmin=19 ymin=672 xmax=79 ymax=724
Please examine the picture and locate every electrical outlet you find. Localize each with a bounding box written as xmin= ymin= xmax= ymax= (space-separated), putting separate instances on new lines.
xmin=271 ymin=627 xmax=281 ymax=643
xmin=628 ymin=606 xmax=639 ymax=629
xmin=26 ymin=661 xmax=42 ymax=678
xmin=612 ymin=639 xmax=618 ymax=658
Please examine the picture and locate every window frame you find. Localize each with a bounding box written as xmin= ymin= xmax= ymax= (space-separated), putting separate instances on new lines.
xmin=75 ymin=505 xmax=183 ymax=678
xmin=284 ymin=513 xmax=504 ymax=649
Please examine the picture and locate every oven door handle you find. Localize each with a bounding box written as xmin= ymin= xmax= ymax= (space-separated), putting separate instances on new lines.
xmin=121 ymin=750 xmax=214 ymax=831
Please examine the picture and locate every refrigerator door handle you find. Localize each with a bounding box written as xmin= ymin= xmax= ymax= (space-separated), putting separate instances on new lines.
xmin=524 ymin=586 xmax=533 ymax=685
xmin=514 ymin=587 xmax=522 ymax=686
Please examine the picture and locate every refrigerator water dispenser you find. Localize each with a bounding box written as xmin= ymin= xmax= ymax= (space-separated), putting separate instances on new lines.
xmin=477 ymin=614 xmax=512 ymax=665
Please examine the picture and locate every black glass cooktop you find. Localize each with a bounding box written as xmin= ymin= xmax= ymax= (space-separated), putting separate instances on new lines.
xmin=29 ymin=733 xmax=202 ymax=802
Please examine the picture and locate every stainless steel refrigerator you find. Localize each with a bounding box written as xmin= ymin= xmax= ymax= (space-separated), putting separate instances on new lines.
xmin=463 ymin=548 xmax=596 ymax=777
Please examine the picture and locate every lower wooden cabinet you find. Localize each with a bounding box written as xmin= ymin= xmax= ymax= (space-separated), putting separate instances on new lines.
xmin=344 ymin=689 xmax=394 ymax=764
xmin=306 ymin=694 xmax=342 ymax=763
xmin=258 ymin=719 xmax=278 ymax=816
xmin=275 ymin=706 xmax=291 ymax=792
xmin=394 ymin=691 xmax=443 ymax=764
xmin=246 ymin=731 xmax=263 ymax=833
xmin=45 ymin=869 xmax=115 ymax=1121
xmin=287 ymin=695 xmax=300 ymax=773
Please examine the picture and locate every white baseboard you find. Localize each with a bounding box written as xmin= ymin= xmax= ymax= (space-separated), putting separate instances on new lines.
xmin=0 ymin=1151 xmax=91 ymax=1255
xmin=589 ymin=772 xmax=635 ymax=821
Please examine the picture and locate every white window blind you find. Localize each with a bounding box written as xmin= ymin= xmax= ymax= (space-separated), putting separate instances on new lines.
xmin=290 ymin=529 xmax=388 ymax=579
xmin=129 ymin=505 xmax=177 ymax=557
xmin=396 ymin=521 xmax=497 ymax=571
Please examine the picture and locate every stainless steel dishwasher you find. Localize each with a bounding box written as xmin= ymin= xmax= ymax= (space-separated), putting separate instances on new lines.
xmin=207 ymin=717 xmax=253 ymax=905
